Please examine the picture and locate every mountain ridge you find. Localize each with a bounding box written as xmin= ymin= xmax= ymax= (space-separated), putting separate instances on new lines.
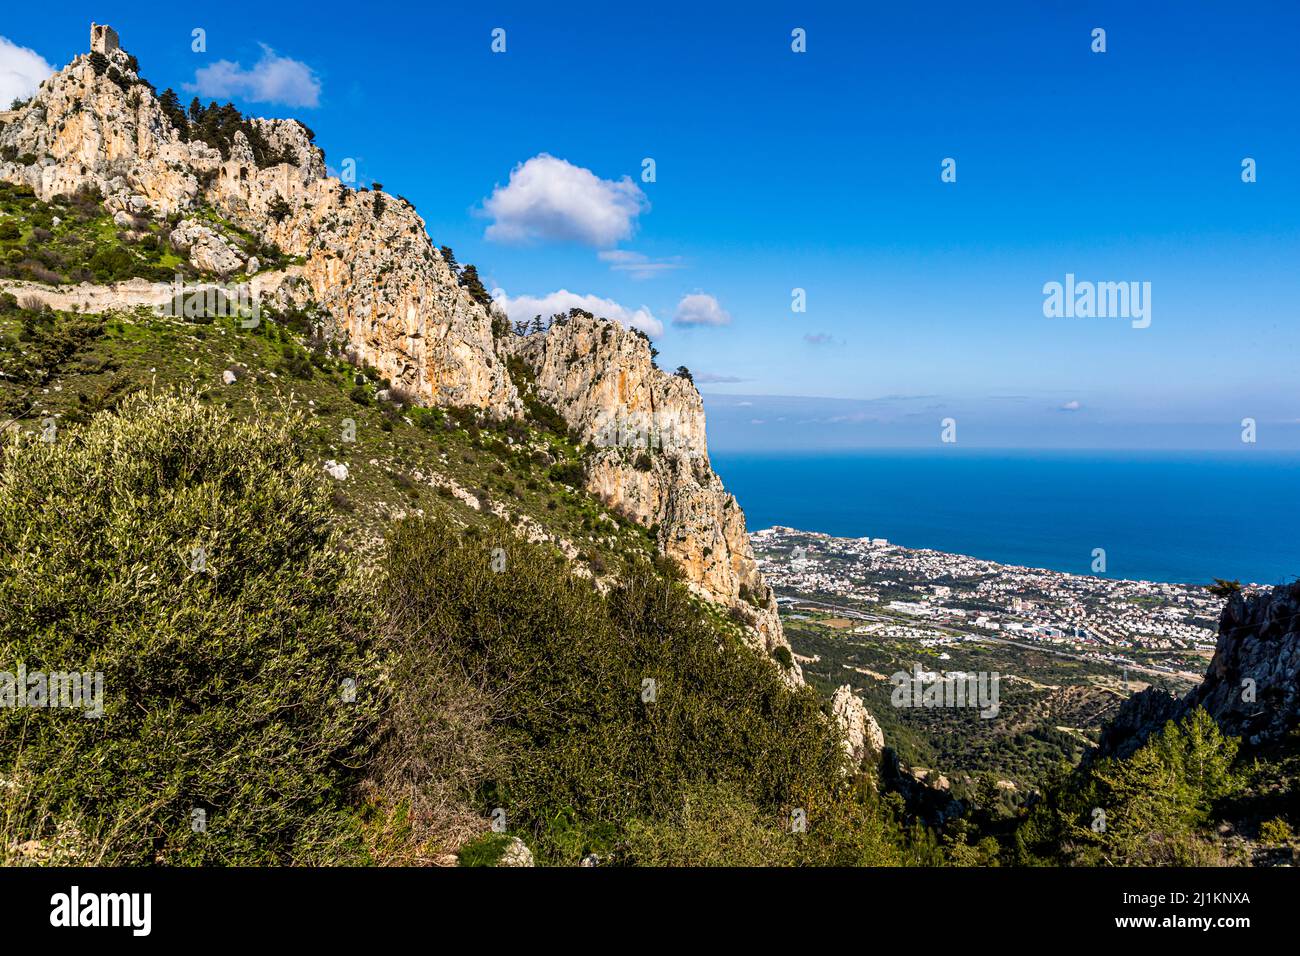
xmin=0 ymin=22 xmax=798 ymax=678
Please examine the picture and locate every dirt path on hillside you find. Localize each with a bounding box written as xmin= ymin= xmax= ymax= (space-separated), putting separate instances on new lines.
xmin=0 ymin=267 xmax=303 ymax=314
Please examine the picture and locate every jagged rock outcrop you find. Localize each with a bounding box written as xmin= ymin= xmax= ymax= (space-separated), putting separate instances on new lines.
xmin=0 ymin=24 xmax=517 ymax=416
xmin=281 ymin=192 xmax=517 ymax=414
xmin=0 ymin=43 xmax=213 ymax=217
xmin=169 ymin=218 xmax=245 ymax=276
xmin=831 ymin=684 xmax=885 ymax=765
xmin=1100 ymin=582 xmax=1300 ymax=758
xmin=496 ymin=837 xmax=535 ymax=867
xmin=510 ymin=312 xmax=801 ymax=682
xmin=247 ymin=117 xmax=326 ymax=182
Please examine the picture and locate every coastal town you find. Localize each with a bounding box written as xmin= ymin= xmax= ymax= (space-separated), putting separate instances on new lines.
xmin=751 ymin=526 xmax=1229 ymax=687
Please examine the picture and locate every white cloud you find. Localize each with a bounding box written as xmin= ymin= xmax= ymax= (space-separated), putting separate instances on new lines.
xmin=491 ymin=287 xmax=663 ymax=338
xmin=1060 ymin=399 xmax=1082 ymax=411
xmin=803 ymin=332 xmax=835 ymax=345
xmin=673 ymin=293 xmax=731 ymax=328
xmin=0 ymin=35 xmax=53 ymax=109
xmin=482 ymin=154 xmax=648 ymax=246
xmin=187 ymin=43 xmax=321 ymax=108
xmin=598 ymin=249 xmax=683 ymax=279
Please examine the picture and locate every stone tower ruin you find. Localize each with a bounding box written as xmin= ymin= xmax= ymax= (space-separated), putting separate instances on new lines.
xmin=90 ymin=23 xmax=119 ymax=55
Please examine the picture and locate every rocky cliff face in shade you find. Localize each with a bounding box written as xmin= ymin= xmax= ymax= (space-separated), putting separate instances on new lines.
xmin=0 ymin=28 xmax=517 ymax=415
xmin=1100 ymin=582 xmax=1300 ymax=758
xmin=510 ymin=312 xmax=801 ymax=682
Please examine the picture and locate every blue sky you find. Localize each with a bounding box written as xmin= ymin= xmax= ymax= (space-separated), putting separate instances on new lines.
xmin=3 ymin=1 xmax=1299 ymax=449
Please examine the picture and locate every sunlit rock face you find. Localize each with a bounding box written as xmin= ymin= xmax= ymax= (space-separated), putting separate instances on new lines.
xmin=511 ymin=312 xmax=801 ymax=683
xmin=0 ymin=28 xmax=517 ymax=416
xmin=831 ymin=685 xmax=885 ymax=765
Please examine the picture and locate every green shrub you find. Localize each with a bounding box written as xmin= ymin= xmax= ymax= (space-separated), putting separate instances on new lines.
xmin=278 ymin=347 xmax=314 ymax=380
xmin=88 ymin=245 xmax=135 ymax=282
xmin=548 ymin=459 xmax=587 ymax=488
xmin=0 ymin=392 xmax=382 ymax=865
xmin=381 ymin=518 xmax=861 ymax=864
xmin=267 ymin=196 xmax=291 ymax=223
xmin=1013 ymin=708 xmax=1239 ymax=866
xmin=622 ymin=783 xmax=801 ymax=866
xmin=524 ymin=396 xmax=570 ymax=438
xmin=1261 ymin=817 xmax=1294 ymax=846
xmin=455 ymin=833 xmax=513 ymax=867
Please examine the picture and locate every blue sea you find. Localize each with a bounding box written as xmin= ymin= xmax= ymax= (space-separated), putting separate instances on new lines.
xmin=710 ymin=450 xmax=1300 ymax=586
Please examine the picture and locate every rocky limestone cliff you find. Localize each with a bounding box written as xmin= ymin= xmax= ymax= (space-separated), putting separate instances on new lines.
xmin=1100 ymin=582 xmax=1300 ymax=758
xmin=510 ymin=312 xmax=800 ymax=682
xmin=0 ymin=27 xmax=516 ymax=415
xmin=830 ymin=684 xmax=885 ymax=765
xmin=1 ymin=24 xmax=798 ymax=686
xmin=0 ymin=45 xmax=206 ymax=217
